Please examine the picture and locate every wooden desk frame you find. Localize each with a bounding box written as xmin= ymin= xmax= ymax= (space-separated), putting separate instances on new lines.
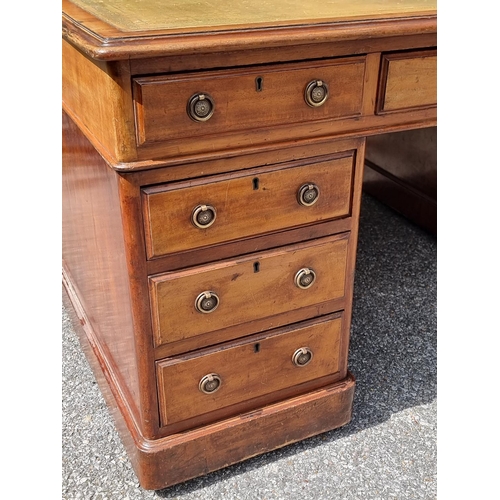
xmin=62 ymin=1 xmax=436 ymax=489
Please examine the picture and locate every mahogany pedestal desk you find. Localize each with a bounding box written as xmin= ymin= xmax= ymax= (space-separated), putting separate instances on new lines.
xmin=62 ymin=0 xmax=437 ymax=490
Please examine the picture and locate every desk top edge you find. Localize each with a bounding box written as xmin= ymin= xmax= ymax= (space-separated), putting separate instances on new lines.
xmin=62 ymin=0 xmax=437 ymax=61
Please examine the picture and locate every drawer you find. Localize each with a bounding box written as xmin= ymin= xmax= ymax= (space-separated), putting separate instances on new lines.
xmin=377 ymin=49 xmax=437 ymax=113
xmin=142 ymin=152 xmax=354 ymax=259
xmin=156 ymin=313 xmax=344 ymax=428
xmin=133 ymin=57 xmax=365 ymax=146
xmin=150 ymin=234 xmax=348 ymax=348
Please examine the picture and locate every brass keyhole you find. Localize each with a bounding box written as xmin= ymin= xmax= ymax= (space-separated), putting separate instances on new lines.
xmin=255 ymin=77 xmax=263 ymax=92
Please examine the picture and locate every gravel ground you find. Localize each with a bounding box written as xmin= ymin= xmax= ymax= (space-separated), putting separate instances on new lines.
xmin=62 ymin=194 xmax=437 ymax=499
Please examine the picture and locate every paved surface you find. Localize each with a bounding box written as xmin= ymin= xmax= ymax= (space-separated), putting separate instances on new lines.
xmin=62 ymin=194 xmax=437 ymax=499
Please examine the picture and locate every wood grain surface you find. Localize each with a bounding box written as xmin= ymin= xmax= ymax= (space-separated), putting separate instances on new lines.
xmin=62 ymin=39 xmax=137 ymax=162
xmin=62 ymin=111 xmax=142 ymax=424
xmin=157 ymin=314 xmax=344 ymax=428
xmin=133 ymin=57 xmax=365 ymax=145
xmin=143 ymin=152 xmax=354 ymax=258
xmin=150 ymin=235 xmax=349 ymax=347
xmin=377 ymin=49 xmax=437 ymax=113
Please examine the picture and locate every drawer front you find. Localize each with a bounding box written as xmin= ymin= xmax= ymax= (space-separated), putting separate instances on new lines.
xmin=150 ymin=235 xmax=348 ymax=348
xmin=142 ymin=152 xmax=354 ymax=259
xmin=156 ymin=314 xmax=344 ymax=427
xmin=377 ymin=49 xmax=437 ymax=113
xmin=133 ymin=57 xmax=365 ymax=145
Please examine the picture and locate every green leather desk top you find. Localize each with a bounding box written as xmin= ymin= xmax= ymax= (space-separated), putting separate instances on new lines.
xmin=68 ymin=0 xmax=437 ymax=33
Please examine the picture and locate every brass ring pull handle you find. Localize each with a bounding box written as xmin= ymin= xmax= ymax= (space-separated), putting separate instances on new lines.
xmin=192 ymin=204 xmax=217 ymax=228
xmin=297 ymin=183 xmax=320 ymax=206
xmin=292 ymin=347 xmax=314 ymax=367
xmin=199 ymin=373 xmax=222 ymax=394
xmin=294 ymin=268 xmax=316 ymax=289
xmin=304 ymin=80 xmax=329 ymax=107
xmin=187 ymin=93 xmax=215 ymax=122
xmin=195 ymin=291 xmax=220 ymax=314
